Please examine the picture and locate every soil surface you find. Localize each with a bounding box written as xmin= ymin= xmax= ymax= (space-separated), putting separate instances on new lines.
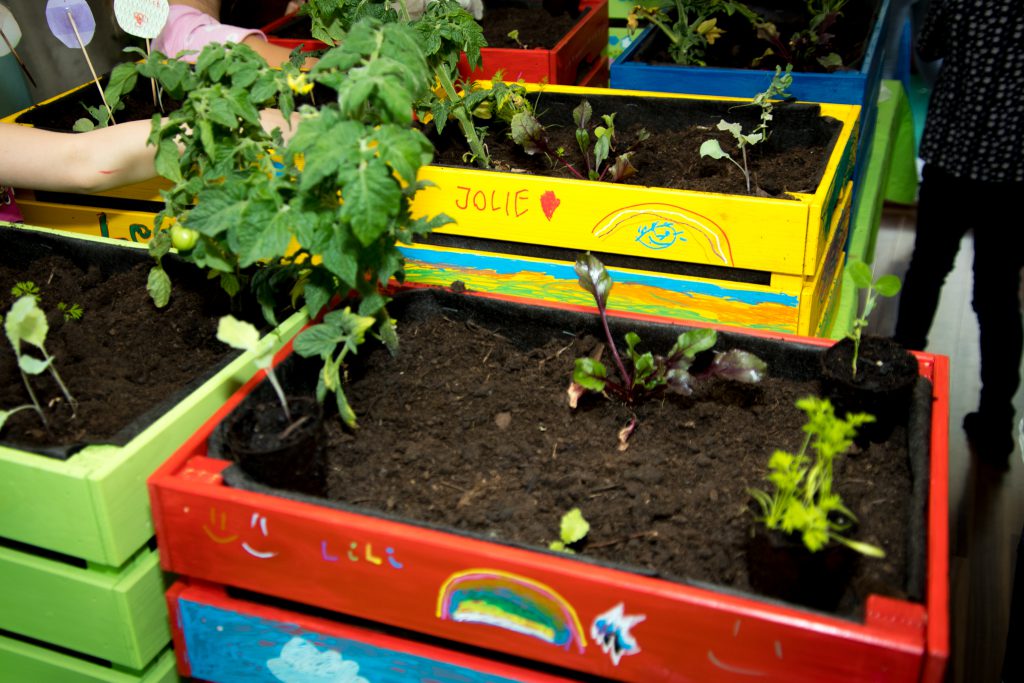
xmin=230 ymin=291 xmax=920 ymax=618
xmin=431 ymin=91 xmax=841 ymax=197
xmin=629 ymin=0 xmax=882 ymax=73
xmin=271 ymin=3 xmax=582 ymax=50
xmin=0 ymin=243 xmax=243 ymax=456
xmin=478 ymin=1 xmax=584 ymax=50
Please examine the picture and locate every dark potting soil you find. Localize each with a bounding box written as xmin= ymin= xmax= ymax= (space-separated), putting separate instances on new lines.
xmin=629 ymin=0 xmax=882 ymax=73
xmin=479 ymin=2 xmax=584 ymax=50
xmin=15 ymin=73 xmax=182 ymax=134
xmin=0 ymin=251 xmax=238 ymax=454
xmin=431 ymin=91 xmax=841 ymax=197
xmin=269 ymin=3 xmax=581 ymax=50
xmin=276 ymin=296 xmax=917 ymax=618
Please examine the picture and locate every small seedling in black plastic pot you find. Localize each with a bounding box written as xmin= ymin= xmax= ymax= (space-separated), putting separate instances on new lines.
xmin=746 ymin=395 xmax=883 ymax=610
xmin=845 ymin=256 xmax=902 ymax=378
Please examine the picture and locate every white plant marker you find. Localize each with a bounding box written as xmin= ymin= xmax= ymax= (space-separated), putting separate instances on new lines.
xmin=45 ymin=0 xmax=115 ymax=123
xmin=113 ymin=0 xmax=169 ymax=109
xmin=0 ymin=3 xmax=36 ymax=87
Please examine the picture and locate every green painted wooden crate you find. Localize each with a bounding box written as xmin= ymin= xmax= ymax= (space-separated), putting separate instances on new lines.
xmin=0 ymin=544 xmax=171 ymax=675
xmin=0 ymin=222 xmax=308 ymax=568
xmin=0 ymin=221 xmax=308 ymax=680
xmin=0 ymin=634 xmax=178 ymax=683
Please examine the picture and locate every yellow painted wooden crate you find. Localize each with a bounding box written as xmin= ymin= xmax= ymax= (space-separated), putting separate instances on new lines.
xmin=402 ymin=180 xmax=852 ymax=337
xmin=412 ymin=84 xmax=859 ymax=280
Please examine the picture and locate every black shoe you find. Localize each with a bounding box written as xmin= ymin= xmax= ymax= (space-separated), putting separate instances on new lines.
xmin=963 ymin=412 xmax=1014 ymax=468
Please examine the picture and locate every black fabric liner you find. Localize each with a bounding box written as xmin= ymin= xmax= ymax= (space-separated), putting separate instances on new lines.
xmin=0 ymin=226 xmax=241 ymax=460
xmin=212 ymin=288 xmax=930 ymax=619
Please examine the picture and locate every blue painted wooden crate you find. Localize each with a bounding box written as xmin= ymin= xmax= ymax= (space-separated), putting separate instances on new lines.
xmin=609 ymin=0 xmax=898 ymax=225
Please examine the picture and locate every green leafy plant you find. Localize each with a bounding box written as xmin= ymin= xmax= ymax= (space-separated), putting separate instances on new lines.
xmin=699 ymin=64 xmax=793 ymax=193
xmin=3 ymin=295 xmax=78 ymax=426
xmin=11 ymin=281 xmax=40 ymax=300
xmin=58 ymin=302 xmax=84 ymax=321
xmin=70 ymin=57 xmax=144 ymax=132
xmin=300 ymin=0 xmax=399 ymax=45
xmin=217 ymin=315 xmax=291 ymax=420
xmin=845 ymin=256 xmax=902 ymax=378
xmin=302 ymin=0 xmax=492 ymax=169
xmin=291 ymin=307 xmax=377 ymax=427
xmin=627 ymin=0 xmax=758 ymax=65
xmin=107 ymin=18 xmax=450 ymax=427
xmin=754 ymin=0 xmax=848 ymax=71
xmin=549 ymin=507 xmax=590 ymax=553
xmin=748 ymin=395 xmax=884 ymax=557
xmin=569 ymin=253 xmax=766 ymax=448
xmin=509 ymin=99 xmax=649 ymax=182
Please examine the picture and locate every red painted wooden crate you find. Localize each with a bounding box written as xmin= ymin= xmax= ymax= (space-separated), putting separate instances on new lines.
xmin=262 ymin=1 xmax=609 ymax=86
xmin=149 ymin=292 xmax=949 ymax=682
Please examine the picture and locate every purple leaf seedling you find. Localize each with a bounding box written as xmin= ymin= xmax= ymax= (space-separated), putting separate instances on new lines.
xmin=569 ymin=253 xmax=767 ymax=449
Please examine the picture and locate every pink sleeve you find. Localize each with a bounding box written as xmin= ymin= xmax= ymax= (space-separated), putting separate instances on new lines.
xmin=153 ymin=6 xmax=266 ymax=62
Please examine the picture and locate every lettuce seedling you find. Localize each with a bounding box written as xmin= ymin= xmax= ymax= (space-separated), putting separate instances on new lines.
xmin=570 ymin=253 xmax=767 ymax=448
xmin=845 ymin=256 xmax=901 ymax=378
xmin=3 ymin=295 xmax=77 ymax=424
xmin=549 ymin=507 xmax=590 ymax=553
xmin=217 ymin=315 xmax=291 ymax=421
xmin=748 ymin=395 xmax=884 ymax=557
xmin=699 ymin=64 xmax=792 ymax=193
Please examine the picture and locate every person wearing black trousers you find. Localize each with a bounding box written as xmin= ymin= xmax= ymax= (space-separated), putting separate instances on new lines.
xmin=892 ymin=0 xmax=1024 ymax=464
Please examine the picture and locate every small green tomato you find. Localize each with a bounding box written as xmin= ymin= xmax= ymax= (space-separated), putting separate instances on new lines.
xmin=170 ymin=225 xmax=199 ymax=251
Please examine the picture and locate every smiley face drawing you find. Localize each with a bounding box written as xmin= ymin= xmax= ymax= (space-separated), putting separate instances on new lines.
xmin=201 ymin=507 xmax=279 ymax=560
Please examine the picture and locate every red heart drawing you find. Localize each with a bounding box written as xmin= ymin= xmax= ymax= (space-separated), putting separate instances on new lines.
xmin=541 ymin=190 xmax=560 ymax=221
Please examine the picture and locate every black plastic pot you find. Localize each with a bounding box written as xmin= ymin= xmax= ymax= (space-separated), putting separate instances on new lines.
xmin=820 ymin=335 xmax=919 ymax=442
xmin=224 ymin=395 xmax=326 ymax=497
xmin=747 ymin=524 xmax=859 ymax=612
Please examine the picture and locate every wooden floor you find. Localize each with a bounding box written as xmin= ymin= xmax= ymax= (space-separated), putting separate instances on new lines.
xmin=870 ymin=205 xmax=1024 ymax=683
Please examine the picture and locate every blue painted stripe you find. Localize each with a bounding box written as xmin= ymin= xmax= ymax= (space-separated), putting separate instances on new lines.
xmin=400 ymin=247 xmax=799 ymax=308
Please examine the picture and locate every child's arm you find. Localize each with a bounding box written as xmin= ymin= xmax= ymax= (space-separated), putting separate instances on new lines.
xmin=0 ymin=120 xmax=158 ymax=194
xmin=0 ymin=111 xmax=298 ymax=194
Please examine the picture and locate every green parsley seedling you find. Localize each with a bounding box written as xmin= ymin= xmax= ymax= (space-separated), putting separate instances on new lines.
xmin=748 ymin=395 xmax=884 ymax=557
xmin=11 ymin=281 xmax=40 ymax=299
xmin=58 ymin=302 xmax=84 ymax=321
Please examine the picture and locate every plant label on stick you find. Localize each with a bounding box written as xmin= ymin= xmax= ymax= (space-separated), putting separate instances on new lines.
xmin=113 ymin=0 xmax=169 ymax=40
xmin=0 ymin=4 xmax=22 ymax=54
xmin=45 ymin=0 xmax=95 ymax=49
xmin=45 ymin=0 xmax=116 ymax=124
xmin=114 ymin=0 xmax=169 ymax=110
xmin=0 ymin=3 xmax=37 ymax=87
